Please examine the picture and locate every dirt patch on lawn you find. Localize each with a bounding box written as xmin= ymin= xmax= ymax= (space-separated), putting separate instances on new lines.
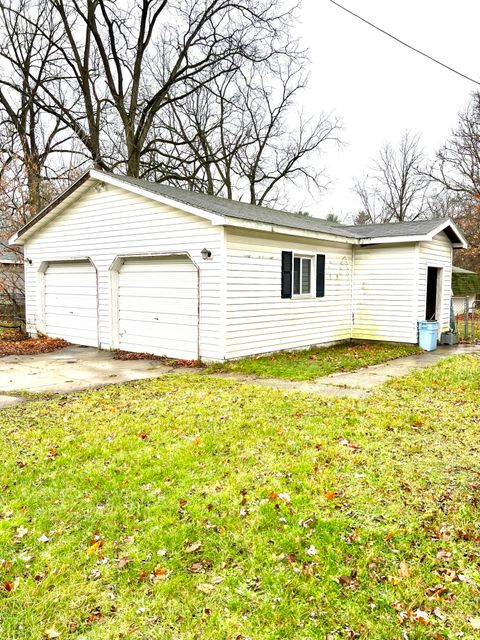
xmin=0 ymin=329 xmax=69 ymax=357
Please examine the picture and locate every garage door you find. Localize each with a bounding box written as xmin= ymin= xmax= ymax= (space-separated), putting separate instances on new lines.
xmin=44 ymin=261 xmax=98 ymax=346
xmin=117 ymin=256 xmax=199 ymax=359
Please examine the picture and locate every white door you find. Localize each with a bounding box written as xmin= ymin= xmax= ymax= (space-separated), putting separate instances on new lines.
xmin=44 ymin=261 xmax=98 ymax=346
xmin=117 ymin=256 xmax=199 ymax=359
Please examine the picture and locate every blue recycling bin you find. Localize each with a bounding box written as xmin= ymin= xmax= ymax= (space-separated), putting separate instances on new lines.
xmin=418 ymin=321 xmax=439 ymax=351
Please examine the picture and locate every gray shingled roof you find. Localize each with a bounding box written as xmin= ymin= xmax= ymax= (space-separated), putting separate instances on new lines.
xmin=104 ymin=173 xmax=360 ymax=238
xmin=342 ymin=219 xmax=451 ymax=239
xmin=12 ymin=169 xmax=461 ymax=244
xmin=105 ymin=173 xmax=456 ymax=241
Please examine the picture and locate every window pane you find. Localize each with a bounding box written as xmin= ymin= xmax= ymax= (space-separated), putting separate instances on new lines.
xmin=293 ymin=257 xmax=300 ymax=294
xmin=301 ymin=258 xmax=311 ymax=294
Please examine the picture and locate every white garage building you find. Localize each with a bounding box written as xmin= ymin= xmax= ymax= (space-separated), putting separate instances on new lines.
xmin=10 ymin=170 xmax=467 ymax=361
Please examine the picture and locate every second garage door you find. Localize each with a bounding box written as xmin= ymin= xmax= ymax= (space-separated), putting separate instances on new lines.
xmin=117 ymin=256 xmax=199 ymax=359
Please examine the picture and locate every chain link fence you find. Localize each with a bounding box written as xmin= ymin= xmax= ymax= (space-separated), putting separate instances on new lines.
xmin=0 ymin=294 xmax=25 ymax=330
xmin=452 ymin=296 xmax=480 ymax=341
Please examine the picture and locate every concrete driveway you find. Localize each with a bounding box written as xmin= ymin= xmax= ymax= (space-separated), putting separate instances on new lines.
xmin=0 ymin=346 xmax=187 ymax=407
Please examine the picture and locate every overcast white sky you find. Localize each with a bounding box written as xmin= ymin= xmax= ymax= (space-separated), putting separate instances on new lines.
xmin=295 ymin=0 xmax=480 ymax=220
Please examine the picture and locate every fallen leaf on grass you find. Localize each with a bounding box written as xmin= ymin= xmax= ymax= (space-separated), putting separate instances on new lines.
xmin=14 ymin=525 xmax=28 ymax=539
xmin=184 ymin=541 xmax=202 ymax=553
xmin=268 ymin=491 xmax=290 ymax=503
xmin=433 ymin=608 xmax=445 ymax=621
xmin=87 ymin=536 xmax=105 ymax=555
xmin=117 ymin=556 xmax=131 ymax=569
xmin=436 ymin=549 xmax=452 ymax=561
xmin=337 ymin=573 xmax=359 ymax=589
xmin=38 ymin=534 xmax=50 ymax=543
xmin=4 ymin=577 xmax=19 ymax=592
xmin=196 ymin=583 xmax=215 ymax=593
xmin=189 ymin=560 xmax=212 ymax=574
xmin=44 ymin=628 xmax=61 ymax=639
xmin=468 ymin=617 xmax=480 ymax=630
xmin=152 ymin=565 xmax=169 ymax=580
xmin=426 ymin=585 xmax=447 ymax=599
xmin=340 ymin=439 xmax=360 ymax=452
xmin=86 ymin=609 xmax=104 ymax=624
xmin=399 ymin=561 xmax=411 ymax=578
xmin=407 ymin=609 xmax=429 ymax=625
xmin=384 ymin=530 xmax=397 ymax=541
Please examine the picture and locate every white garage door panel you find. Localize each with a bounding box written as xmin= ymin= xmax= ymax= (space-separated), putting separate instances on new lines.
xmin=118 ymin=256 xmax=198 ymax=359
xmin=44 ymin=261 xmax=98 ymax=346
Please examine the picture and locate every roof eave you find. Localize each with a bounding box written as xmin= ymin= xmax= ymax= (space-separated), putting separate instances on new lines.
xmin=358 ymin=219 xmax=468 ymax=248
xmin=432 ymin=218 xmax=468 ymax=248
xmin=221 ymin=218 xmax=358 ymax=244
xmin=359 ymin=234 xmax=427 ymax=246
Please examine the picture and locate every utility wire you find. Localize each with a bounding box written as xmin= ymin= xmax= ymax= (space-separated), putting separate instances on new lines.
xmin=328 ymin=0 xmax=480 ymax=87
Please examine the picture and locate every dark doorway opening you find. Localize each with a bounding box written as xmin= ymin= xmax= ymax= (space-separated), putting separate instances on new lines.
xmin=426 ymin=267 xmax=439 ymax=320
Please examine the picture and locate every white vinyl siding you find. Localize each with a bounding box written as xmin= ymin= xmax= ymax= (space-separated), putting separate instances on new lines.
xmin=352 ymin=244 xmax=417 ymax=343
xmin=224 ymin=228 xmax=352 ymax=359
xmin=44 ymin=261 xmax=98 ymax=346
xmin=417 ymin=232 xmax=452 ymax=334
xmin=117 ymin=256 xmax=198 ymax=359
xmin=23 ymin=184 xmax=223 ymax=360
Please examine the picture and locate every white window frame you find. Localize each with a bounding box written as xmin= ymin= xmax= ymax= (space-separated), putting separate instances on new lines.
xmin=293 ymin=254 xmax=314 ymax=297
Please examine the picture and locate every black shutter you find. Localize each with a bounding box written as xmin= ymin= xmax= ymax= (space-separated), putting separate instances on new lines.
xmin=316 ymin=254 xmax=325 ymax=297
xmin=281 ymin=251 xmax=293 ymax=298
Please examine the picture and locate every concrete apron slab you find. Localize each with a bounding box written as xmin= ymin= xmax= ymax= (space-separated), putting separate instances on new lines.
xmin=0 ymin=346 xmax=182 ymax=398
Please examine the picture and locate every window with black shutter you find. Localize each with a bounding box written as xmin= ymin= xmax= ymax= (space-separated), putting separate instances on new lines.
xmin=281 ymin=251 xmax=293 ymax=298
xmin=281 ymin=252 xmax=325 ymax=298
xmin=316 ymin=254 xmax=325 ymax=297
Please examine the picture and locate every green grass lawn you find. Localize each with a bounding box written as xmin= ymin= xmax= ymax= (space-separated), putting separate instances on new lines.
xmin=1 ymin=355 xmax=480 ymax=639
xmin=205 ymin=341 xmax=422 ymax=381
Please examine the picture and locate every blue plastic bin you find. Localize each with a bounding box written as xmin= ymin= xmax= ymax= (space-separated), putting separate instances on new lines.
xmin=418 ymin=321 xmax=439 ymax=351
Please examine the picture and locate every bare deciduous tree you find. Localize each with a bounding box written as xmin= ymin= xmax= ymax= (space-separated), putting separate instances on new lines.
xmin=353 ymin=131 xmax=430 ymax=223
xmin=0 ymin=0 xmax=340 ymax=225
xmin=2 ymin=0 xmax=303 ymax=176
xmin=0 ymin=0 xmax=74 ymax=218
xmin=142 ymin=61 xmax=340 ymax=205
xmin=432 ymin=92 xmax=480 ymax=198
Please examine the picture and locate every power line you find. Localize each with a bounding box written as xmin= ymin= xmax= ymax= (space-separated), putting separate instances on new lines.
xmin=328 ymin=0 xmax=480 ymax=88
